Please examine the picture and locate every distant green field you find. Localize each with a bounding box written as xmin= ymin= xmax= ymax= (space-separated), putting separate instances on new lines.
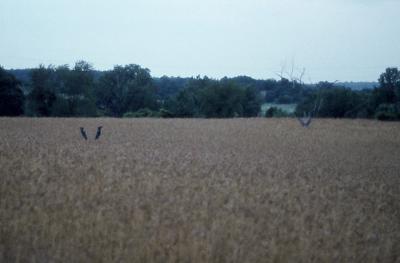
xmin=261 ymin=103 xmax=297 ymax=115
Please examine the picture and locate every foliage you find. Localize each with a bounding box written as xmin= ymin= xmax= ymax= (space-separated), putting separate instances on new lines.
xmin=261 ymin=103 xmax=296 ymax=116
xmin=264 ymin=78 xmax=306 ymax=104
xmin=0 ymin=67 xmax=25 ymax=116
xmin=369 ymin=68 xmax=400 ymax=120
xmin=242 ymin=86 xmax=263 ymax=117
xmin=164 ymin=77 xmax=208 ymax=117
xmin=171 ymin=90 xmax=197 ymax=117
xmin=296 ymin=82 xmax=370 ymax=118
xmin=27 ymin=65 xmax=57 ymax=116
xmin=166 ymin=77 xmax=262 ymax=118
xmin=123 ymin=108 xmax=160 ymax=118
xmin=4 ymin=64 xmax=400 ymax=120
xmin=63 ymin=61 xmax=98 ymax=117
xmin=265 ymin=107 xmax=292 ymax=117
xmin=50 ymin=96 xmax=71 ymax=117
xmin=159 ymin=108 xmax=174 ymax=118
xmin=153 ymin=76 xmax=187 ymax=100
xmin=97 ymin=64 xmax=158 ymax=117
xmin=26 ymin=62 xmax=99 ymax=117
xmin=374 ymin=104 xmax=398 ymax=121
xmin=199 ymin=81 xmax=244 ymax=118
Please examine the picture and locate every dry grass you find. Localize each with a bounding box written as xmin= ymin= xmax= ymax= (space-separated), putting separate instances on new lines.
xmin=1 ymin=118 xmax=400 ymax=263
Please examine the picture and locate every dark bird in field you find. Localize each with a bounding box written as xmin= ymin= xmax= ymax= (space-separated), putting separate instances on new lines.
xmin=297 ymin=113 xmax=312 ymax=127
xmin=80 ymin=127 xmax=88 ymax=140
xmin=297 ymin=98 xmax=323 ymax=128
xmin=95 ymin=126 xmax=103 ymax=140
xmin=298 ymin=113 xmax=312 ymax=127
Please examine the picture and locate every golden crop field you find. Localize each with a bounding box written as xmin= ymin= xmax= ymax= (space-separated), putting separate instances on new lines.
xmin=1 ymin=118 xmax=400 ymax=263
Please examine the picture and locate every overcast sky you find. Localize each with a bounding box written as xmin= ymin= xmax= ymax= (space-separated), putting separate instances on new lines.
xmin=1 ymin=0 xmax=399 ymax=82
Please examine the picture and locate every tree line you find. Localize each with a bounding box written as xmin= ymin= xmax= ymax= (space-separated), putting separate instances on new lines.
xmin=1 ymin=61 xmax=399 ymax=120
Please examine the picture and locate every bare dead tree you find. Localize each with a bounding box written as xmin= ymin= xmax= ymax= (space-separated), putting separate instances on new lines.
xmin=276 ymin=59 xmax=306 ymax=88
xmin=274 ymin=59 xmax=329 ymax=127
xmin=275 ymin=60 xmax=321 ymax=127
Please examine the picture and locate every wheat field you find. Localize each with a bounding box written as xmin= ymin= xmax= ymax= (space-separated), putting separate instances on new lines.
xmin=0 ymin=118 xmax=399 ymax=262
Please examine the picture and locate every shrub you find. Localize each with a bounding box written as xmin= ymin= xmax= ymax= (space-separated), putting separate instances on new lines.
xmin=123 ymin=108 xmax=160 ymax=118
xmin=375 ymin=104 xmax=398 ymax=121
xmin=265 ymin=107 xmax=291 ymax=118
xmin=159 ymin=108 xmax=175 ymax=118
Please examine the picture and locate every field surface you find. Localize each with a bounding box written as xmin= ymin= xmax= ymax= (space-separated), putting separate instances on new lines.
xmin=1 ymin=118 xmax=400 ymax=262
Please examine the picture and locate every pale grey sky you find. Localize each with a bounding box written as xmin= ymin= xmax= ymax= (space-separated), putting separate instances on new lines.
xmin=1 ymin=0 xmax=399 ymax=81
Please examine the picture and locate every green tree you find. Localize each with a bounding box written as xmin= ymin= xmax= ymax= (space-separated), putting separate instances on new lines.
xmin=0 ymin=67 xmax=25 ymax=116
xmin=173 ymin=89 xmax=197 ymax=117
xmin=51 ymin=61 xmax=97 ymax=117
xmin=199 ymin=81 xmax=244 ymax=118
xmin=296 ymin=82 xmax=365 ymax=118
xmin=27 ymin=65 xmax=57 ymax=116
xmin=68 ymin=61 xmax=97 ymax=116
xmin=161 ymin=76 xmax=208 ymax=117
xmin=378 ymin=67 xmax=400 ymax=103
xmin=370 ymin=67 xmax=400 ymax=119
xmin=168 ymin=77 xmax=262 ymax=118
xmin=154 ymin=76 xmax=187 ymax=100
xmin=264 ymin=107 xmax=289 ymax=118
xmin=375 ymin=104 xmax=398 ymax=121
xmin=96 ymin=64 xmax=157 ymax=116
xmin=367 ymin=67 xmax=400 ymax=120
xmin=242 ymin=86 xmax=262 ymax=117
